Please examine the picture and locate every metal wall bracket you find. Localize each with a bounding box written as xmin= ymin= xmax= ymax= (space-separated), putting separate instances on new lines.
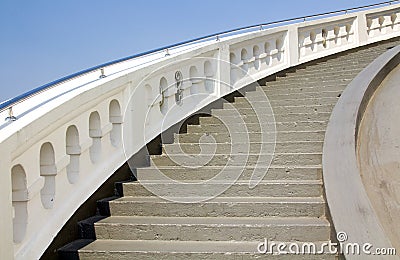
xmin=175 ymin=71 xmax=183 ymax=105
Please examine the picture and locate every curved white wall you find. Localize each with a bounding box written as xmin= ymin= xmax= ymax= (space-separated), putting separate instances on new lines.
xmin=358 ymin=64 xmax=400 ymax=252
xmin=0 ymin=4 xmax=399 ymax=259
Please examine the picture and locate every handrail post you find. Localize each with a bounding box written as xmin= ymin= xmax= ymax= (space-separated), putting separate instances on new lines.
xmin=165 ymin=49 xmax=170 ymax=56
xmin=99 ymin=68 xmax=106 ymax=79
xmin=5 ymin=107 xmax=17 ymax=121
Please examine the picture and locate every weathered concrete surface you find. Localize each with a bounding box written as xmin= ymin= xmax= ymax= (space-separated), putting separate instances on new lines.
xmin=358 ymin=64 xmax=400 ymax=251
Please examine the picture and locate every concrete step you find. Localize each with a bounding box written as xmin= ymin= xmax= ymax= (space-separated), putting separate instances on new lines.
xmin=264 ymin=90 xmax=343 ymax=100
xmin=94 ymin=216 xmax=330 ymax=241
xmin=163 ymin=141 xmax=324 ymax=154
xmin=315 ymin=58 xmax=377 ymax=66
xmin=79 ymin=239 xmax=337 ymax=259
xmin=110 ymin=197 xmax=325 ymax=218
xmin=264 ymin=77 xmax=352 ymax=85
xmin=150 ymin=153 xmax=322 ymax=167
xmin=188 ymin=121 xmax=327 ymax=132
xmin=287 ymin=63 xmax=366 ymax=74
xmin=235 ymin=96 xmax=339 ymax=106
xmin=317 ymin=57 xmax=376 ymax=65
xmin=122 ymin=180 xmax=322 ymax=197
xmin=200 ymin=113 xmax=331 ymax=125
xmin=218 ymin=105 xmax=335 ymax=115
xmin=174 ymin=131 xmax=325 ymax=143
xmin=269 ymin=97 xmax=339 ymax=106
xmin=136 ymin=165 xmax=322 ymax=181
xmin=261 ymin=85 xmax=346 ymax=95
xmin=284 ymin=67 xmax=365 ymax=77
xmin=302 ymin=60 xmax=373 ymax=72
xmin=262 ymin=80 xmax=349 ymax=89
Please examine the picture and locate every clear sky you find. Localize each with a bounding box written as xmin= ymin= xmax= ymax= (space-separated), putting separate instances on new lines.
xmin=0 ymin=0 xmax=386 ymax=102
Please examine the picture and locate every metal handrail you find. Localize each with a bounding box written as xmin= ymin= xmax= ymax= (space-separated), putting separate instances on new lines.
xmin=1 ymin=0 xmax=399 ymax=116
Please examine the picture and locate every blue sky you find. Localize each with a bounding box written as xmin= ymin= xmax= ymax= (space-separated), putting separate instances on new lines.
xmin=0 ymin=0 xmax=385 ymax=102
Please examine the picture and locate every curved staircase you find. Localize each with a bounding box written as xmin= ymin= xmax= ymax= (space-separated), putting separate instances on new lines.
xmin=69 ymin=38 xmax=400 ymax=259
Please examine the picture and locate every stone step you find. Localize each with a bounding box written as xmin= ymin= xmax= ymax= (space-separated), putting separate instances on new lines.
xmin=163 ymin=141 xmax=324 ymax=154
xmin=199 ymin=113 xmax=331 ymax=124
xmin=261 ymin=85 xmax=346 ymax=95
xmin=235 ymin=96 xmax=339 ymax=106
xmin=174 ymin=131 xmax=325 ymax=143
xmin=79 ymin=240 xmax=337 ymax=260
xmin=217 ymin=105 xmax=335 ymax=115
xmin=122 ymin=180 xmax=322 ymax=197
xmin=258 ymin=90 xmax=343 ymax=101
xmin=150 ymin=153 xmax=322 ymax=167
xmin=230 ymin=98 xmax=336 ymax=109
xmin=286 ymin=69 xmax=360 ymax=80
xmin=269 ymin=97 xmax=338 ymax=106
xmin=189 ymin=121 xmax=327 ymax=132
xmin=136 ymin=165 xmax=322 ymax=181
xmin=284 ymin=67 xmax=364 ymax=77
xmin=110 ymin=197 xmax=325 ymax=218
xmin=262 ymin=81 xmax=350 ymax=91
xmin=263 ymin=77 xmax=352 ymax=85
xmin=262 ymin=80 xmax=349 ymax=89
xmin=94 ymin=216 xmax=330 ymax=241
xmin=288 ymin=63 xmax=367 ymax=74
xmin=303 ymin=59 xmax=374 ymax=70
xmin=315 ymin=57 xmax=376 ymax=65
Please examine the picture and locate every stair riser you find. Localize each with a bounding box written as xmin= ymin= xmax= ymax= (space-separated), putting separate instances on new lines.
xmin=235 ymin=97 xmax=338 ymax=106
xmin=122 ymin=183 xmax=322 ymax=197
xmin=188 ymin=121 xmax=327 ymax=133
xmin=284 ymin=69 xmax=363 ymax=77
xmin=292 ymin=62 xmax=371 ymax=72
xmin=259 ymin=78 xmax=352 ymax=86
xmin=300 ymin=60 xmax=374 ymax=69
xmin=175 ymin=131 xmax=325 ymax=143
xmin=94 ymin=223 xmax=330 ymax=242
xmin=150 ymin=154 xmax=322 ymax=167
xmin=286 ymin=69 xmax=361 ymax=78
xmin=225 ymin=99 xmax=335 ymax=111
xmin=262 ymin=91 xmax=342 ymax=100
xmin=262 ymin=86 xmax=345 ymax=95
xmin=311 ymin=58 xmax=375 ymax=66
xmin=262 ymin=83 xmax=348 ymax=90
xmin=136 ymin=167 xmax=322 ymax=181
xmin=79 ymin=251 xmax=337 ymax=260
xmin=214 ymin=106 xmax=335 ymax=116
xmin=163 ymin=142 xmax=323 ymax=154
xmin=110 ymin=201 xmax=325 ymax=218
xmin=200 ymin=113 xmax=330 ymax=125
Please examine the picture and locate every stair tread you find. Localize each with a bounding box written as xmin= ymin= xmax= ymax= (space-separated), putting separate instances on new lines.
xmin=139 ymin=165 xmax=322 ymax=169
xmin=152 ymin=153 xmax=323 ymax=157
xmin=80 ymin=239 xmax=331 ymax=253
xmin=165 ymin=140 xmax=324 ymax=144
xmin=96 ymin=215 xmax=329 ymax=226
xmin=125 ymin=179 xmax=322 ymax=184
xmin=177 ymin=130 xmax=326 ymax=134
xmin=114 ymin=196 xmax=325 ymax=203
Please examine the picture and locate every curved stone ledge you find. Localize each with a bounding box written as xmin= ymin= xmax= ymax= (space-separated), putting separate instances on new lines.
xmin=323 ymin=44 xmax=400 ymax=259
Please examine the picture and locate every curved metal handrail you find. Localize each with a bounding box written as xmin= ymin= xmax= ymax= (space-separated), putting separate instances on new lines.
xmin=1 ymin=0 xmax=398 ymax=115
